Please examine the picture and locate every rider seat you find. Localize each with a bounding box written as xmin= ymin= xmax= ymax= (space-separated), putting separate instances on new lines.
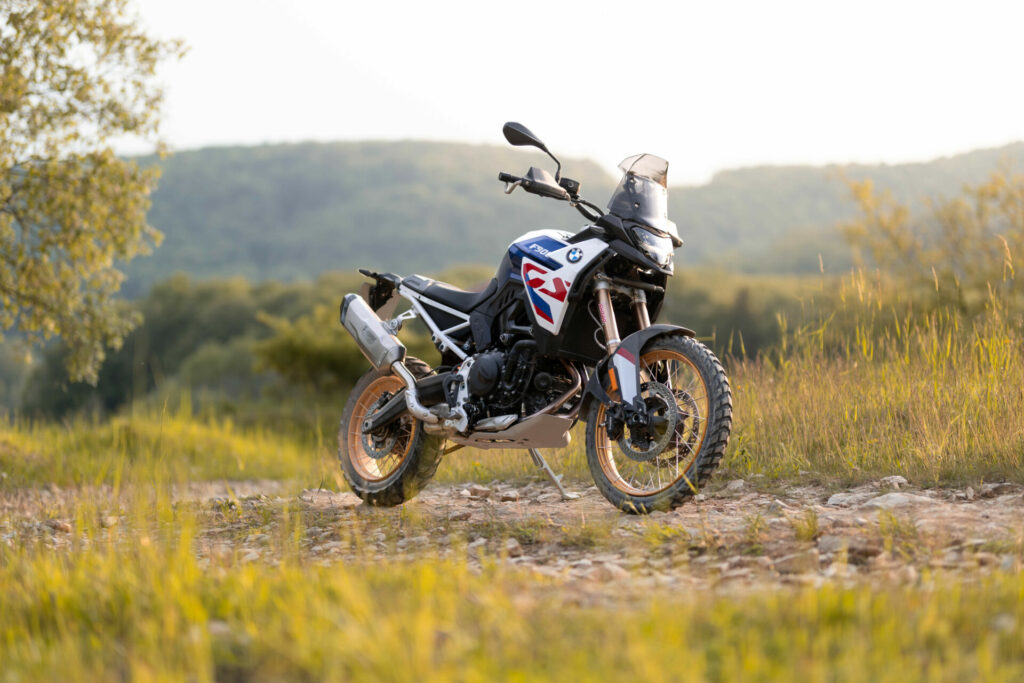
xmin=403 ymin=275 xmax=497 ymax=313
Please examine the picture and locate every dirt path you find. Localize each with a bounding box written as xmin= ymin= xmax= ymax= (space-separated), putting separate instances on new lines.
xmin=5 ymin=476 xmax=1022 ymax=595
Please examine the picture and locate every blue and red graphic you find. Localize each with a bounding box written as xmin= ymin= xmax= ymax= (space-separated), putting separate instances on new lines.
xmin=523 ymin=263 xmax=571 ymax=324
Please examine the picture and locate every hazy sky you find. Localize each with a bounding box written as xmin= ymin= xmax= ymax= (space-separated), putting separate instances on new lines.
xmin=133 ymin=0 xmax=1024 ymax=184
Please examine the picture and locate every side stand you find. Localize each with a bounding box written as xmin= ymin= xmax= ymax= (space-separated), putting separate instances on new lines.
xmin=528 ymin=448 xmax=580 ymax=500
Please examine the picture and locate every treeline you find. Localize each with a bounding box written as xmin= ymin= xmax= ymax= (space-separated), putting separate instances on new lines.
xmin=122 ymin=140 xmax=1024 ymax=296
xmin=9 ymin=161 xmax=1023 ymax=422
xmin=6 ymin=268 xmax=819 ymax=420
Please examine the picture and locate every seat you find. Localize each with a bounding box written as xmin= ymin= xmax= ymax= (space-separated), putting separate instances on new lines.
xmin=403 ymin=275 xmax=498 ymax=313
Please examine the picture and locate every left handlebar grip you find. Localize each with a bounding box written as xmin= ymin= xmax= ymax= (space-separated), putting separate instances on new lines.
xmin=498 ymin=172 xmax=519 ymax=183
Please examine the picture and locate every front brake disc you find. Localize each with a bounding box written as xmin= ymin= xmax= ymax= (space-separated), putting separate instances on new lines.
xmin=617 ymin=382 xmax=679 ymax=462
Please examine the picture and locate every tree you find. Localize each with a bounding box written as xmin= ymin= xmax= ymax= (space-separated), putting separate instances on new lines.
xmin=843 ymin=169 xmax=1024 ymax=313
xmin=0 ymin=0 xmax=182 ymax=382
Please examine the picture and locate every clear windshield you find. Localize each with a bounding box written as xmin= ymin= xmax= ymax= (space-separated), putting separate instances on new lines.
xmin=606 ymin=153 xmax=680 ymax=244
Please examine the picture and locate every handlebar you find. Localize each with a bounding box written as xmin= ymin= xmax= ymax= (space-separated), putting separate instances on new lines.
xmin=498 ymin=170 xmax=604 ymax=222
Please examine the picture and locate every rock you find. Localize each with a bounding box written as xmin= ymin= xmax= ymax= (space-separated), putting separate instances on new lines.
xmin=499 ymin=490 xmax=521 ymax=502
xmin=586 ymin=563 xmax=629 ymax=582
xmin=766 ymin=499 xmax=792 ymax=516
xmin=241 ymin=551 xmax=260 ymax=563
xmin=100 ymin=516 xmax=119 ymax=529
xmin=725 ymin=479 xmax=746 ymax=492
xmin=979 ymin=482 xmax=1016 ymax=499
xmin=504 ymin=538 xmax=523 ymax=558
xmin=447 ymin=510 xmax=472 ymax=522
xmin=859 ymin=492 xmax=934 ymax=509
xmin=468 ymin=484 xmax=492 ymax=499
xmin=964 ymin=486 xmax=975 ymax=501
xmin=536 ymin=492 xmax=562 ymax=504
xmin=694 ymin=494 xmax=707 ymax=502
xmin=773 ymin=549 xmax=820 ymax=574
xmin=826 ymin=492 xmax=875 ymax=507
xmin=46 ymin=519 xmax=72 ymax=533
xmin=299 ymin=489 xmax=361 ymax=507
xmin=973 ymin=552 xmax=999 ymax=566
xmin=467 ymin=538 xmax=487 ymax=550
xmin=879 ymin=475 xmax=909 ymax=490
xmin=719 ymin=568 xmax=752 ymax=582
xmin=459 ymin=489 xmax=471 ymax=498
xmin=896 ymin=565 xmax=918 ymax=583
xmin=817 ymin=534 xmax=850 ymax=554
xmin=397 ymin=535 xmax=430 ymax=550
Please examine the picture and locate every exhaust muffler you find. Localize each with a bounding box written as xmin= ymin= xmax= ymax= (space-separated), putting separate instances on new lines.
xmin=339 ymin=293 xmax=439 ymax=424
xmin=340 ymin=293 xmax=406 ymax=371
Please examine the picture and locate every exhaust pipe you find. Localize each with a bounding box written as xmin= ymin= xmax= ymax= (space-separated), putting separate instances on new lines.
xmin=340 ymin=293 xmax=439 ymax=424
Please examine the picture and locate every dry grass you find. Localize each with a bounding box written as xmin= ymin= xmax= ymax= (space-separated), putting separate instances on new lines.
xmin=2 ymin=491 xmax=1024 ymax=681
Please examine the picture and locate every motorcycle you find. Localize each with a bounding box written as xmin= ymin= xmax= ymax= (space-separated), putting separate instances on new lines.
xmin=337 ymin=122 xmax=732 ymax=513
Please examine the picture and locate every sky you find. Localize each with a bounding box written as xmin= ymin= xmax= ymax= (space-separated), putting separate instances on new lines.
xmin=131 ymin=0 xmax=1024 ymax=184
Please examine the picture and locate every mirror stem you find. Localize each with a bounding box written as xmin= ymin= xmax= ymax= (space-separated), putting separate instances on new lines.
xmin=546 ymin=151 xmax=561 ymax=181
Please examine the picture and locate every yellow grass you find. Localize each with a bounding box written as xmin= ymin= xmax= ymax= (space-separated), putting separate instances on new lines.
xmin=2 ymin=491 xmax=1023 ymax=681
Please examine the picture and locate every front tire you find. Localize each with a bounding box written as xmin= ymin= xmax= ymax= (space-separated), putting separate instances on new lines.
xmin=585 ymin=335 xmax=732 ymax=514
xmin=338 ymin=357 xmax=445 ymax=506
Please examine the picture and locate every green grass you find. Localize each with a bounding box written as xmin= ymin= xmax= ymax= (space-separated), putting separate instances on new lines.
xmin=2 ymin=495 xmax=1024 ymax=681
xmin=3 ymin=299 xmax=1022 ymax=492
xmin=3 ymin=299 xmax=1024 ymax=679
xmin=728 ymin=301 xmax=1024 ymax=486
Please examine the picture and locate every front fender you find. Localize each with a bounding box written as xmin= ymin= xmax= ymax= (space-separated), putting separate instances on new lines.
xmin=580 ymin=324 xmax=695 ymax=419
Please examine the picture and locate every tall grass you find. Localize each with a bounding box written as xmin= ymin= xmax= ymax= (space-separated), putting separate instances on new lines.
xmin=728 ymin=279 xmax=1024 ymax=485
xmin=3 ymin=274 xmax=1021 ymax=491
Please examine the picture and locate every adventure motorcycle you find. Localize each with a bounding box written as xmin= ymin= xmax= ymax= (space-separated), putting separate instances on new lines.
xmin=338 ymin=122 xmax=732 ymax=513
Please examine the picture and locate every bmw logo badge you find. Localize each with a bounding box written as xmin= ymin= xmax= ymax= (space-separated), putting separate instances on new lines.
xmin=567 ymin=248 xmax=583 ymax=263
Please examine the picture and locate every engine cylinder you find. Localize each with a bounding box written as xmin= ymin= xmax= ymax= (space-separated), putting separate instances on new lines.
xmin=467 ymin=352 xmax=504 ymax=396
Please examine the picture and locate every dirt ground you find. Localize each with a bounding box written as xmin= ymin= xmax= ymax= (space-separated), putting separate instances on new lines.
xmin=4 ymin=476 xmax=1023 ymax=596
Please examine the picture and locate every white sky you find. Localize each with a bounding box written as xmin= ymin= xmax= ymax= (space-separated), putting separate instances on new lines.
xmin=131 ymin=0 xmax=1024 ymax=184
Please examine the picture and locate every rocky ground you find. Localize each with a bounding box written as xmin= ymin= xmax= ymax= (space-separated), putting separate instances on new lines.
xmin=3 ymin=476 xmax=1023 ymax=595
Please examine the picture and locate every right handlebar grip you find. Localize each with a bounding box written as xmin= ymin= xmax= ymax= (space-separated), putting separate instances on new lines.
xmin=498 ymin=172 xmax=519 ymax=183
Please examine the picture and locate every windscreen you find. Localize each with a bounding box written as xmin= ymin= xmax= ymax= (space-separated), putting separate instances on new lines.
xmin=606 ymin=154 xmax=679 ymax=243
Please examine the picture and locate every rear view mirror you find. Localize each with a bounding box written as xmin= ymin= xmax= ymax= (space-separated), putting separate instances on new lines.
xmin=502 ymin=121 xmax=562 ymax=181
xmin=503 ymin=122 xmax=548 ymax=152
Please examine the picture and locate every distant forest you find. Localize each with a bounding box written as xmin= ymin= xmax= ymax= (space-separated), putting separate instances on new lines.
xmin=123 ymin=140 xmax=1024 ymax=295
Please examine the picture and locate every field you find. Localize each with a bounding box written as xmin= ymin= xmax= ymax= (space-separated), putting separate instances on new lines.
xmin=3 ymin=303 xmax=1024 ymax=680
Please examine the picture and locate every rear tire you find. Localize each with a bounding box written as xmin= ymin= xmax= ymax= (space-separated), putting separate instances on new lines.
xmin=338 ymin=357 xmax=445 ymax=506
xmin=585 ymin=335 xmax=731 ymax=514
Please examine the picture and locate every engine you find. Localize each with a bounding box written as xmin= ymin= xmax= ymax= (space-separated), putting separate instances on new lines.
xmin=447 ymin=343 xmax=577 ymax=431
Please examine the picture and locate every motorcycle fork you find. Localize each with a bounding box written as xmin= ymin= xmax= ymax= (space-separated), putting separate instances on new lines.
xmin=594 ymin=278 xmax=651 ymax=355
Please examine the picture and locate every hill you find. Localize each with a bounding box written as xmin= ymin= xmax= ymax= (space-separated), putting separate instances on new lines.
xmin=125 ymin=142 xmax=613 ymax=296
xmin=672 ymin=142 xmax=1024 ymax=272
xmin=125 ymin=140 xmax=1024 ymax=294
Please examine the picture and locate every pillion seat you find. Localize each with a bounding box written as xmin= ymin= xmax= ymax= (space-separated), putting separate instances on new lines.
xmin=402 ymin=274 xmax=498 ymax=313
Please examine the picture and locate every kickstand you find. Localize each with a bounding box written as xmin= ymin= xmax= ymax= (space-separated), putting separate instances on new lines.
xmin=528 ymin=448 xmax=580 ymax=501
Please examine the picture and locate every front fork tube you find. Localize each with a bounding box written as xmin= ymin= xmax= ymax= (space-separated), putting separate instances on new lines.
xmin=594 ymin=281 xmax=651 ymax=355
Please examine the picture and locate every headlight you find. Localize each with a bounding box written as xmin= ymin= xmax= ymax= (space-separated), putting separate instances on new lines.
xmin=632 ymin=227 xmax=675 ymax=269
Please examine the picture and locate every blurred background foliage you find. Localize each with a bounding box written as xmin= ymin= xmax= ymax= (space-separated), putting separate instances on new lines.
xmin=2 ymin=141 xmax=1022 ymax=424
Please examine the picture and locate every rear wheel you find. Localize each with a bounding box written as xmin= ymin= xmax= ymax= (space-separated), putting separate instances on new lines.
xmin=585 ymin=335 xmax=731 ymax=514
xmin=339 ymin=357 xmax=444 ymax=506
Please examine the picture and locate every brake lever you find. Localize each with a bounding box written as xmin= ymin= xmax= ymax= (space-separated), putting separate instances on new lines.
xmin=503 ymin=180 xmax=523 ymax=195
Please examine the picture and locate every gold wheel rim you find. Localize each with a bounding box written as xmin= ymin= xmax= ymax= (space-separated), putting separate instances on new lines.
xmin=595 ymin=349 xmax=709 ymax=496
xmin=347 ymin=376 xmax=417 ymax=482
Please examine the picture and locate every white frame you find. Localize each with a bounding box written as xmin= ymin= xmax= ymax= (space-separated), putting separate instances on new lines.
xmin=396 ymin=284 xmax=471 ymax=360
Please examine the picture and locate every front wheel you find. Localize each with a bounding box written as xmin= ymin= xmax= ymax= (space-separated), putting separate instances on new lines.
xmin=585 ymin=335 xmax=732 ymax=514
xmin=338 ymin=358 xmax=445 ymax=506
